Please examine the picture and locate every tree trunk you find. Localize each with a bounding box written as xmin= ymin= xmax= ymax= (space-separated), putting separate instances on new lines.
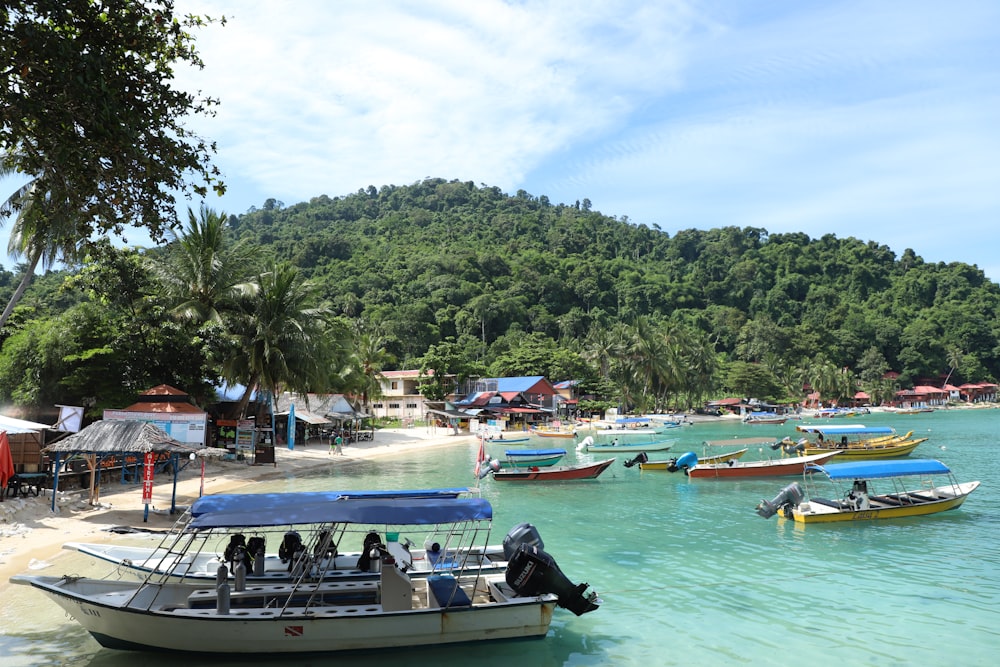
xmin=0 ymin=250 xmax=41 ymax=330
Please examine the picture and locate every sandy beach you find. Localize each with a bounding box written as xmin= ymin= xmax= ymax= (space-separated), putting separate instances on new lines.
xmin=0 ymin=426 xmax=476 ymax=589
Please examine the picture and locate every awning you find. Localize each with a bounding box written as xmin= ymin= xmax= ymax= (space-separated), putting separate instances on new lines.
xmin=275 ymin=409 xmax=331 ymax=425
xmin=427 ymin=408 xmax=471 ymax=419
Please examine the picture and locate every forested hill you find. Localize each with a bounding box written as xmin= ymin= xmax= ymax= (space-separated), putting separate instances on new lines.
xmin=230 ymin=177 xmax=1000 ymax=387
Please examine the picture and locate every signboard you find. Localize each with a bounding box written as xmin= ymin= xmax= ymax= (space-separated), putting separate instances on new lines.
xmin=141 ymin=451 xmax=155 ymax=505
xmin=236 ymin=419 xmax=255 ymax=453
xmin=103 ymin=410 xmax=208 ymax=446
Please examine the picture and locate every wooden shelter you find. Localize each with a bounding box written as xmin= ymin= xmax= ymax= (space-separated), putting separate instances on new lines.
xmin=43 ymin=420 xmax=198 ymax=517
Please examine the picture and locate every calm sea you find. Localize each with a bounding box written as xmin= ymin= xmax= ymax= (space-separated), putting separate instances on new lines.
xmin=3 ymin=409 xmax=999 ymax=666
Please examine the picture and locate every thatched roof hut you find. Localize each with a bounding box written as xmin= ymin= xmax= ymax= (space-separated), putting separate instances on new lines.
xmin=44 ymin=420 xmax=197 ymax=516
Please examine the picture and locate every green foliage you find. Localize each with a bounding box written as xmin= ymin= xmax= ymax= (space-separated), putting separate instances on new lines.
xmin=1 ymin=0 xmax=225 ymax=244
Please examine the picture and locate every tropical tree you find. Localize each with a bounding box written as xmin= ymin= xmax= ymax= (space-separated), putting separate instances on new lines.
xmin=1 ymin=1 xmax=225 ymax=244
xmin=0 ymin=171 xmax=84 ymax=329
xmin=222 ymin=263 xmax=335 ymax=418
xmin=347 ymin=322 xmax=396 ymax=412
xmin=150 ymin=205 xmax=257 ymax=324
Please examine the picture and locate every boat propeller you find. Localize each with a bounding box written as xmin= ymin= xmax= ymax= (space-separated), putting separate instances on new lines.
xmin=755 ymin=482 xmax=805 ymax=519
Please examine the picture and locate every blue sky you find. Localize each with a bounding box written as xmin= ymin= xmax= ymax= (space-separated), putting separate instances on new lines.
xmin=3 ymin=0 xmax=999 ymax=279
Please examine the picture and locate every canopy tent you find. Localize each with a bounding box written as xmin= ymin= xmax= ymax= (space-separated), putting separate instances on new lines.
xmin=275 ymin=409 xmax=331 ymax=425
xmin=43 ymin=420 xmax=198 ymax=517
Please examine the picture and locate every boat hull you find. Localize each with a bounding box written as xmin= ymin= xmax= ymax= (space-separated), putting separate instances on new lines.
xmin=804 ymin=438 xmax=926 ymax=460
xmin=688 ymin=451 xmax=840 ymax=478
xmin=491 ymin=459 xmax=615 ymax=481
xmin=12 ymin=575 xmax=555 ymax=654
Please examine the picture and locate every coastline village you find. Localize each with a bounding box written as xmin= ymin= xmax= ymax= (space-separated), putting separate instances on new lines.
xmin=2 ymin=368 xmax=997 ymax=501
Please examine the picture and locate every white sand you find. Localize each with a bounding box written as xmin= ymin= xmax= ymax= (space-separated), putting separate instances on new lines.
xmin=0 ymin=426 xmax=476 ymax=588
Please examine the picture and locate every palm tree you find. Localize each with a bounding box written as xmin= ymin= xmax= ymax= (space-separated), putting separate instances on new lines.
xmin=0 ymin=163 xmax=83 ymax=330
xmin=943 ymin=347 xmax=964 ymax=387
xmin=223 ymin=263 xmax=334 ymax=418
xmin=150 ymin=205 xmax=257 ymax=324
xmin=349 ymin=323 xmax=396 ymax=414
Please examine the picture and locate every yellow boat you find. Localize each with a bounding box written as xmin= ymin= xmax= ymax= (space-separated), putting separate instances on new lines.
xmin=756 ymin=459 xmax=980 ymax=524
xmin=794 ymin=425 xmax=927 ymax=459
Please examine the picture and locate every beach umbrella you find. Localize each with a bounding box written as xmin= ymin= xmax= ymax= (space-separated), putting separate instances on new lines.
xmin=288 ymin=403 xmax=296 ymax=450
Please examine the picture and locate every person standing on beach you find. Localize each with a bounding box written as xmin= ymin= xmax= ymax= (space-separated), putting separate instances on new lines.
xmin=334 ymin=434 xmax=344 ymax=455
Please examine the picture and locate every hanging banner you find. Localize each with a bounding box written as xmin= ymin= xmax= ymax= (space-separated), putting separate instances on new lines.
xmin=141 ymin=451 xmax=155 ymax=505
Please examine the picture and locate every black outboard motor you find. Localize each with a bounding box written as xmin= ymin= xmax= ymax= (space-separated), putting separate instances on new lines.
xmin=623 ymin=452 xmax=648 ymax=468
xmin=505 ymin=543 xmax=600 ymax=616
xmin=756 ymin=482 xmax=805 ymax=519
xmin=502 ymin=523 xmax=544 ymax=560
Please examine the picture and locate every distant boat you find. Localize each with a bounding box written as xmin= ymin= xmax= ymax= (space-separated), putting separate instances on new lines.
xmin=578 ymin=435 xmax=672 ymax=453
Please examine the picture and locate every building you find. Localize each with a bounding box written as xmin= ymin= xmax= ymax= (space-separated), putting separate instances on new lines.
xmin=371 ymin=370 xmax=434 ymax=423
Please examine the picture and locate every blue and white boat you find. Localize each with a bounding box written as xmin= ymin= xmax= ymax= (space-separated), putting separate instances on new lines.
xmin=13 ymin=491 xmax=600 ymax=654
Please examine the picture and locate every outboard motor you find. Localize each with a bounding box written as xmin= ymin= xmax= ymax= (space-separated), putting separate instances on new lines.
xmin=477 ymin=458 xmax=501 ymax=479
xmin=667 ymin=451 xmax=699 ymax=473
xmin=576 ymin=436 xmax=594 ymax=450
xmin=623 ymin=452 xmax=648 ymax=468
xmin=503 ymin=522 xmax=544 ymax=560
xmin=756 ymin=482 xmax=805 ymax=519
xmin=505 ymin=543 xmax=600 ymax=616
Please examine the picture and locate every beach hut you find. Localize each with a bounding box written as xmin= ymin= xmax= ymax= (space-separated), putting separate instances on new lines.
xmin=43 ymin=420 xmax=197 ymax=518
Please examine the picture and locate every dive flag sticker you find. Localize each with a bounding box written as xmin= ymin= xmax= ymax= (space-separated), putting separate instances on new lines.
xmin=284 ymin=626 xmax=304 ymax=637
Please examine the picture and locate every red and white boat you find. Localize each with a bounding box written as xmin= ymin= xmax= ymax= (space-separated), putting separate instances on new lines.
xmin=687 ymin=451 xmax=840 ymax=479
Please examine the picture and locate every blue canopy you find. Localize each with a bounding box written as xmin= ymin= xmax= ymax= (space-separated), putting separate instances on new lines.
xmin=190 ymin=488 xmax=472 ymax=518
xmin=504 ymin=448 xmax=566 ymax=457
xmin=809 ymin=459 xmax=951 ymax=480
xmin=189 ymin=495 xmax=493 ymax=529
xmin=797 ymin=425 xmax=894 ymax=435
xmin=614 ymin=417 xmax=650 ymax=424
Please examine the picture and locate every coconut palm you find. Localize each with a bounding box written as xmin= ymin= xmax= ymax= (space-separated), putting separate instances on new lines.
xmin=150 ymin=205 xmax=257 ymax=324
xmin=223 ymin=263 xmax=335 ymax=418
xmin=0 ymin=165 xmax=84 ymax=330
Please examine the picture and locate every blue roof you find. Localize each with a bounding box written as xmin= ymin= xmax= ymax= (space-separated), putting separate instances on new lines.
xmin=504 ymin=448 xmax=566 ymax=457
xmin=191 ymin=488 xmax=470 ymax=518
xmin=809 ymin=459 xmax=951 ymax=480
xmin=614 ymin=417 xmax=650 ymax=424
xmin=494 ymin=376 xmax=547 ymax=392
xmin=798 ymin=425 xmax=894 ymax=435
xmin=189 ymin=492 xmax=492 ymax=529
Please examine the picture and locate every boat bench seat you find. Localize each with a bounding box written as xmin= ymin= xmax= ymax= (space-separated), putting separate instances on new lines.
xmin=427 ymin=575 xmax=472 ymax=608
xmin=869 ymin=495 xmax=905 ymax=506
xmin=810 ymin=497 xmax=846 ymax=509
xmin=187 ymin=581 xmax=378 ymax=609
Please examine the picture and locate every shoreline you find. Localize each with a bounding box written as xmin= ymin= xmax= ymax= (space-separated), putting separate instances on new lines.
xmin=0 ymin=427 xmax=476 ymax=588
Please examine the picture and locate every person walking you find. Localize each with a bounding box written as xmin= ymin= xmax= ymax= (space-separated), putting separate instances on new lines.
xmin=334 ymin=433 xmax=344 ymax=455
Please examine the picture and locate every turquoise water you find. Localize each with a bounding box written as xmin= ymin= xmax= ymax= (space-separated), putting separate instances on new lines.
xmin=3 ymin=409 xmax=999 ymax=666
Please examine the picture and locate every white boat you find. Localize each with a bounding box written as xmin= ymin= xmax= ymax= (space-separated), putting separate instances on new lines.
xmin=12 ymin=492 xmax=600 ymax=654
xmin=578 ymin=435 xmax=673 ymax=453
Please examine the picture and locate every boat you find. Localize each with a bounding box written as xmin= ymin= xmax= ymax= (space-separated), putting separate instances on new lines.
xmin=11 ymin=493 xmax=601 ymax=654
xmin=489 ymin=458 xmax=616 ymax=482
xmin=587 ymin=417 xmax=668 ymax=435
xmin=684 ymin=451 xmax=841 ymax=479
xmin=791 ymin=425 xmax=927 ymax=459
xmin=577 ymin=435 xmax=672 ymax=453
xmin=496 ymin=448 xmax=566 ymax=468
xmin=64 ymin=489 xmax=513 ymax=584
xmin=755 ymin=459 xmax=980 ymax=523
xmin=529 ymin=426 xmax=578 ymax=438
xmin=742 ymin=412 xmax=787 ymax=425
xmin=485 ymin=434 xmax=531 ymax=443
xmin=632 ymin=448 xmax=748 ymax=471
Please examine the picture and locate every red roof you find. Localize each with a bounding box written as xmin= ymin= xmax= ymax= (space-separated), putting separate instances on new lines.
xmin=119 ymin=401 xmax=206 ymax=414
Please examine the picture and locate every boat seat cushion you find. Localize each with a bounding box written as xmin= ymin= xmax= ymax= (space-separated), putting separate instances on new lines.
xmin=427 ymin=575 xmax=472 ymax=608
